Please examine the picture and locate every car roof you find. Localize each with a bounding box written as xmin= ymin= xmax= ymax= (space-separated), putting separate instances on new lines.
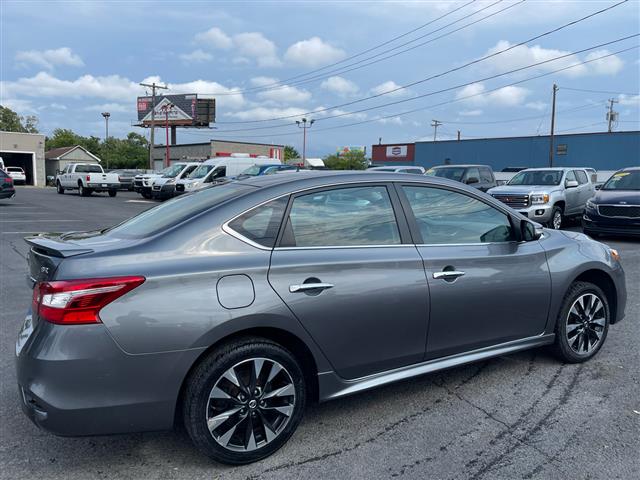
xmin=432 ymin=164 xmax=490 ymax=168
xmin=520 ymin=167 xmax=574 ymax=172
xmin=620 ymin=166 xmax=640 ymax=171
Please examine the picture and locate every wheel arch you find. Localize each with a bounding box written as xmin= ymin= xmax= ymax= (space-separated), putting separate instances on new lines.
xmin=572 ymin=269 xmax=618 ymax=323
xmin=174 ymin=326 xmax=320 ymax=427
xmin=553 ymin=200 xmax=565 ymax=212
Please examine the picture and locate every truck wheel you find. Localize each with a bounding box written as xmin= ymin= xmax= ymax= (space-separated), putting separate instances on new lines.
xmin=56 ymin=182 xmax=64 ymax=194
xmin=79 ymin=184 xmax=91 ymax=197
xmin=108 ymin=190 xmax=117 ymax=197
xmin=141 ymin=191 xmax=151 ymax=199
xmin=548 ymin=206 xmax=563 ymax=230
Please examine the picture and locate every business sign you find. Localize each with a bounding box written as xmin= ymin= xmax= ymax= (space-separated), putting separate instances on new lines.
xmin=337 ymin=145 xmax=366 ymax=156
xmin=136 ymin=94 xmax=215 ymax=127
xmin=386 ymin=145 xmax=408 ymax=158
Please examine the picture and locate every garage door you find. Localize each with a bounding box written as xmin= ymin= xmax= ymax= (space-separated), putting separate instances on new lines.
xmin=1 ymin=152 xmax=35 ymax=185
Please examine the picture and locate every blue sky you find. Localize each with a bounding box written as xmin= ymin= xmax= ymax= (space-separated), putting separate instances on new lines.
xmin=1 ymin=0 xmax=639 ymax=157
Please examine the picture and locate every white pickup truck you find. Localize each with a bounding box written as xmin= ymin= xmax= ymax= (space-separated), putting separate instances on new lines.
xmin=56 ymin=163 xmax=120 ymax=197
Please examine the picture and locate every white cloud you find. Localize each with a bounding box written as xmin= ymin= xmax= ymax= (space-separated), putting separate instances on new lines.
xmin=482 ymin=41 xmax=625 ymax=78
xmin=525 ymin=101 xmax=547 ymax=111
xmin=1 ymin=98 xmax=35 ymax=113
xmin=320 ymin=76 xmax=359 ymax=97
xmin=456 ymin=83 xmax=530 ymax=107
xmin=84 ymin=103 xmax=131 ymax=113
xmin=2 ymin=72 xmax=246 ymax=110
xmin=179 ymin=49 xmax=213 ymax=63
xmin=585 ymin=50 xmax=624 ymax=75
xmin=194 ymin=27 xmax=233 ymax=49
xmin=285 ymin=37 xmax=345 ymax=68
xmin=618 ymin=94 xmax=640 ymax=106
xmin=370 ymin=80 xmax=407 ymax=97
xmin=256 ymin=86 xmax=311 ymax=105
xmin=459 ymin=109 xmax=483 ymax=117
xmin=330 ymin=109 xmax=367 ymax=120
xmin=226 ymin=106 xmax=309 ymax=121
xmin=233 ymin=32 xmax=281 ymax=67
xmin=377 ymin=116 xmax=403 ymax=125
xmin=15 ymin=47 xmax=84 ymax=70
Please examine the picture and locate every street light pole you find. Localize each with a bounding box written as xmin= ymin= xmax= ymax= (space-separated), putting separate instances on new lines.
xmin=101 ymin=112 xmax=110 ymax=170
xmin=296 ymin=118 xmax=315 ymax=164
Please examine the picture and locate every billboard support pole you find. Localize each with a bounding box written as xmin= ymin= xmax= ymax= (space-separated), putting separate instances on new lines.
xmin=139 ymin=82 xmax=168 ymax=169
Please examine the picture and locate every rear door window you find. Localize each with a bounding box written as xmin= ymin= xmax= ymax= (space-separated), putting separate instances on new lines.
xmin=480 ymin=168 xmax=494 ymax=183
xmin=575 ymin=170 xmax=588 ymax=184
xmin=280 ymin=185 xmax=401 ymax=247
xmin=227 ymin=197 xmax=288 ymax=248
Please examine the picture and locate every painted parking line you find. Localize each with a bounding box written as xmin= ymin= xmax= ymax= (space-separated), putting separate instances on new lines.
xmin=1 ymin=220 xmax=83 ymax=222
xmin=125 ymin=200 xmax=155 ymax=204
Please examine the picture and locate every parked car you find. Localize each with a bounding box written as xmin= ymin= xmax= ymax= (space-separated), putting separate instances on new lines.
xmin=17 ymin=172 xmax=626 ymax=465
xmin=133 ymin=167 xmax=173 ymax=199
xmin=235 ymin=164 xmax=299 ymax=180
xmin=0 ymin=169 xmax=16 ymax=199
xmin=488 ymin=168 xmax=595 ymax=229
xmin=110 ymin=169 xmax=148 ymax=191
xmin=367 ymin=165 xmax=426 ymax=174
xmin=175 ymin=156 xmax=282 ymax=195
xmin=151 ymin=162 xmax=200 ymax=200
xmin=56 ymin=163 xmax=120 ymax=197
xmin=425 ymin=164 xmax=496 ymax=192
xmin=583 ymin=166 xmax=640 ymax=237
xmin=6 ymin=166 xmax=27 ymax=184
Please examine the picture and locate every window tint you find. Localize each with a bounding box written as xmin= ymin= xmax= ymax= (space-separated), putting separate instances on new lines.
xmin=575 ymin=170 xmax=588 ymax=184
xmin=404 ymin=169 xmax=423 ymax=174
xmin=105 ymin=183 xmax=250 ymax=238
xmin=205 ymin=166 xmax=226 ymax=183
xmin=227 ymin=197 xmax=288 ymax=248
xmin=281 ymin=185 xmax=401 ymax=247
xmin=402 ymin=186 xmax=515 ymax=244
xmin=464 ymin=168 xmax=480 ymax=182
xmin=179 ymin=165 xmax=198 ymax=178
xmin=75 ymin=164 xmax=103 ymax=173
xmin=480 ymin=168 xmax=493 ymax=183
xmin=565 ymin=170 xmax=576 ymax=183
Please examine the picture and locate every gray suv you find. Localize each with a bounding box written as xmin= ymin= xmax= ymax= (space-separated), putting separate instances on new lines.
xmin=16 ymin=172 xmax=626 ymax=465
xmin=488 ymin=167 xmax=595 ymax=229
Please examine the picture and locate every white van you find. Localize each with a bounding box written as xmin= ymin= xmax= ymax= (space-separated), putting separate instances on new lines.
xmin=175 ymin=155 xmax=281 ymax=194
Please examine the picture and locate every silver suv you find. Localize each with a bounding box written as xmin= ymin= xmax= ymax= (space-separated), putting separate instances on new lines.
xmin=488 ymin=167 xmax=595 ymax=229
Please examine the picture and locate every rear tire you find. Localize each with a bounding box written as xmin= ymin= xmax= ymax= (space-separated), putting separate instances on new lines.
xmin=108 ymin=190 xmax=117 ymax=197
xmin=552 ymin=281 xmax=610 ymax=363
xmin=78 ymin=184 xmax=90 ymax=196
xmin=548 ymin=206 xmax=563 ymax=230
xmin=183 ymin=338 xmax=306 ymax=465
xmin=56 ymin=182 xmax=64 ymax=194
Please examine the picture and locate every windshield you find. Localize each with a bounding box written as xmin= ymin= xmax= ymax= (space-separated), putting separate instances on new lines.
xmin=602 ymin=170 xmax=640 ymax=191
xmin=188 ymin=164 xmax=214 ymax=179
xmin=427 ymin=167 xmax=466 ymax=182
xmin=105 ymin=183 xmax=251 ymax=238
xmin=240 ymin=165 xmax=262 ymax=176
xmin=508 ymin=170 xmax=563 ymax=186
xmin=162 ymin=163 xmax=187 ymax=178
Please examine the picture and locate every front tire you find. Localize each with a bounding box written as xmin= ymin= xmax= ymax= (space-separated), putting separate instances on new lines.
xmin=548 ymin=206 xmax=563 ymax=230
xmin=108 ymin=189 xmax=117 ymax=197
xmin=56 ymin=182 xmax=64 ymax=194
xmin=552 ymin=281 xmax=610 ymax=363
xmin=183 ymin=338 xmax=306 ymax=465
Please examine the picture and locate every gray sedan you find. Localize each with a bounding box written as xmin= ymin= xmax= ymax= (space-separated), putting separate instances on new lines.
xmin=16 ymin=171 xmax=626 ymax=465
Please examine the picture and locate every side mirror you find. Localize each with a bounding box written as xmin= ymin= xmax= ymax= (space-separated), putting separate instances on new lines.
xmin=466 ymin=177 xmax=479 ymax=184
xmin=565 ymin=180 xmax=579 ymax=188
xmin=521 ymin=220 xmax=543 ymax=241
xmin=595 ymin=184 xmax=602 ymax=190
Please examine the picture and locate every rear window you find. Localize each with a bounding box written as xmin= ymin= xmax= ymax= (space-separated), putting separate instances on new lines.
xmin=75 ymin=164 xmax=103 ymax=173
xmin=7 ymin=167 xmax=24 ymax=172
xmin=105 ymin=183 xmax=250 ymax=238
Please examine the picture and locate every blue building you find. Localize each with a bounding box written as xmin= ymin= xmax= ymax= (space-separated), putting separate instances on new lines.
xmin=413 ymin=130 xmax=639 ymax=171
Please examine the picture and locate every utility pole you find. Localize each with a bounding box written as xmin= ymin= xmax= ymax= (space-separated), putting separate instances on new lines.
xmin=457 ymin=130 xmax=461 ymax=141
xmin=160 ymin=103 xmax=175 ymax=168
xmin=139 ymin=81 xmax=168 ymax=169
xmin=431 ymin=120 xmax=442 ymax=141
xmin=101 ymin=112 xmax=110 ymax=169
xmin=607 ymin=98 xmax=619 ymax=132
xmin=548 ymin=84 xmax=558 ymax=167
xmin=296 ymin=118 xmax=315 ymax=164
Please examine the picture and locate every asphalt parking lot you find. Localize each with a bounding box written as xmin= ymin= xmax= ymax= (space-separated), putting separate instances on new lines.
xmin=1 ymin=187 xmax=638 ymax=480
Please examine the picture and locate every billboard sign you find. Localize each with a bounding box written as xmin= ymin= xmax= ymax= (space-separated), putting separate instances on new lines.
xmin=137 ymin=94 xmax=215 ymax=127
xmin=337 ymin=145 xmax=366 ymax=156
xmin=386 ymin=145 xmax=408 ymax=158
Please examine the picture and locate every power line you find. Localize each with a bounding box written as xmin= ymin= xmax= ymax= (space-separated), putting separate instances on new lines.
xmin=209 ymin=0 xmax=478 ymax=96
xmin=216 ymin=0 xmax=630 ymax=123
xmin=196 ymin=44 xmax=638 ymax=140
xmin=558 ymin=87 xmax=639 ymax=96
xmin=557 ymin=121 xmax=607 ymax=133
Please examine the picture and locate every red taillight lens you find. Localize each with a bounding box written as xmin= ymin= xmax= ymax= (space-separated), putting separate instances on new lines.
xmin=86 ymin=175 xmax=90 ymax=181
xmin=5 ymin=177 xmax=12 ymax=185
xmin=33 ymin=276 xmax=145 ymax=325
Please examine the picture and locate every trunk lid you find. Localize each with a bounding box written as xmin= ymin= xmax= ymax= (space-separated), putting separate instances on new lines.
xmin=25 ymin=235 xmax=94 ymax=284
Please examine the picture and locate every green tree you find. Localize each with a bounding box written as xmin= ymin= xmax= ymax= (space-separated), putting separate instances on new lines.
xmin=323 ymin=150 xmax=368 ymax=170
xmin=284 ymin=145 xmax=300 ymax=161
xmin=0 ymin=105 xmax=39 ymax=133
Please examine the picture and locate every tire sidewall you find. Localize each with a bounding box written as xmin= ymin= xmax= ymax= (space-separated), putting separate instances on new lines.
xmin=555 ymin=282 xmax=610 ymax=363
xmin=184 ymin=340 xmax=306 ymax=465
xmin=56 ymin=182 xmax=64 ymax=194
xmin=550 ymin=207 xmax=563 ymax=230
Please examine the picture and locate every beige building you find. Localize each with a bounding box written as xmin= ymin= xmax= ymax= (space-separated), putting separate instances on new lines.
xmin=44 ymin=145 xmax=102 ymax=178
xmin=152 ymin=140 xmax=284 ymax=170
xmin=0 ymin=131 xmax=46 ymax=186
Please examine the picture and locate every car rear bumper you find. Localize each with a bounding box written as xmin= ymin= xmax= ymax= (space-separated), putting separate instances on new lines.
xmin=87 ymin=183 xmax=120 ymax=191
xmin=15 ymin=318 xmax=204 ymax=436
xmin=0 ymin=190 xmax=16 ymax=199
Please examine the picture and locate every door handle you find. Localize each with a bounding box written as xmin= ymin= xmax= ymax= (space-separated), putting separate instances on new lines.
xmin=289 ymin=283 xmax=334 ymax=293
xmin=433 ymin=270 xmax=466 ymax=280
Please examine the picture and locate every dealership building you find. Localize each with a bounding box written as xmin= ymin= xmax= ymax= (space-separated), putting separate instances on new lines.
xmin=372 ymin=131 xmax=639 ymax=171
xmin=0 ymin=131 xmax=46 ymax=186
xmin=151 ymin=139 xmax=284 ymax=170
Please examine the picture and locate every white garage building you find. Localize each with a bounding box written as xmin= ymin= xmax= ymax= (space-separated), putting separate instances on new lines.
xmin=0 ymin=131 xmax=46 ymax=186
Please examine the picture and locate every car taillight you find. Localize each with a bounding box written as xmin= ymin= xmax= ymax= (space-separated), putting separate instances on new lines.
xmin=5 ymin=177 xmax=12 ymax=184
xmin=86 ymin=175 xmax=91 ymax=181
xmin=32 ymin=276 xmax=145 ymax=325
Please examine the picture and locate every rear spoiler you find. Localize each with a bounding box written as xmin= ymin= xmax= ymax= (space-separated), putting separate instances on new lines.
xmin=25 ymin=235 xmax=94 ymax=258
